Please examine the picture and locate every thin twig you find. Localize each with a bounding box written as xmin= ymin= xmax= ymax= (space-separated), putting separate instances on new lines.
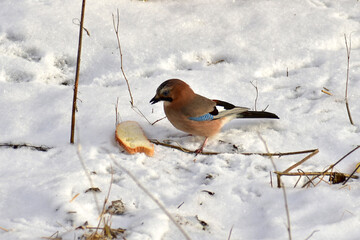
xmin=111 ymin=9 xmax=160 ymax=126
xmin=293 ymin=169 xmax=303 ymax=188
xmin=0 ymin=143 xmax=52 ymax=152
xmin=72 ymin=18 xmax=90 ymax=36
xmin=342 ymin=145 xmax=360 ymax=185
xmin=276 ymin=171 xmax=358 ymax=179
xmin=69 ymin=193 xmax=80 ymax=202
xmin=115 ymin=97 xmax=121 ymax=125
xmin=304 ymin=230 xmax=319 ymax=240
xmin=94 ymin=166 xmax=114 ymax=237
xmin=257 ymin=133 xmax=292 ymax=240
xmin=177 ymin=202 xmax=185 ymax=209
xmin=70 ymin=0 xmax=87 ymax=144
xmin=321 ymin=89 xmax=332 ymax=96
xmin=227 ymin=225 xmax=234 ymax=240
xmin=343 ymin=166 xmax=360 ymax=185
xmin=76 ymin=143 xmax=101 ymax=214
xmin=313 ymin=173 xmax=331 ymax=187
xmin=297 ymin=169 xmax=316 ymax=188
xmin=150 ymin=139 xmax=217 ymax=155
xmin=0 ymin=226 xmax=10 ymax=232
xmin=344 ymin=33 xmax=354 ymax=125
xmin=150 ymin=139 xmax=317 ymax=157
xmin=283 ymin=149 xmax=319 ymax=173
xmin=41 ymin=231 xmax=61 ymax=240
xmin=108 ymin=153 xmax=192 ymax=240
xmin=302 ymin=145 xmax=360 ymax=188
xmin=242 ymin=149 xmax=318 ymax=157
xmin=132 ymin=105 xmax=157 ymax=125
xmin=250 ymin=80 xmax=258 ymax=111
xmin=151 ymin=116 xmax=167 ymax=125
xmin=112 ymin=9 xmax=134 ymax=107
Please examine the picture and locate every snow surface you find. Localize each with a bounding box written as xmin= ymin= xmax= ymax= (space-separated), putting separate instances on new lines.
xmin=1 ymin=0 xmax=360 ymax=239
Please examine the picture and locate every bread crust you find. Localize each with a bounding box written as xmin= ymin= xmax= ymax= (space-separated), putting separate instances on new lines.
xmin=115 ymin=121 xmax=154 ymax=157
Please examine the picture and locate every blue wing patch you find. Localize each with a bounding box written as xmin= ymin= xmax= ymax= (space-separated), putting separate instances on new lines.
xmin=189 ymin=113 xmax=214 ymax=121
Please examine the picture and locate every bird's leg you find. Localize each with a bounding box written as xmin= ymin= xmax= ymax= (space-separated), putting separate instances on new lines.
xmin=195 ymin=137 xmax=208 ymax=155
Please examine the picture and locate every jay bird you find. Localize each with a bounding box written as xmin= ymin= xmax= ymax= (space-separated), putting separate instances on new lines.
xmin=150 ymin=79 xmax=279 ymax=154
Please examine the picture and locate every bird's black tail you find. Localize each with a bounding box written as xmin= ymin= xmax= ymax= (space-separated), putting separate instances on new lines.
xmin=237 ymin=111 xmax=279 ymax=119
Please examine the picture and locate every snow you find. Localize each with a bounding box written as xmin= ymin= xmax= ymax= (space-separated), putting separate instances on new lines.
xmin=0 ymin=0 xmax=360 ymax=239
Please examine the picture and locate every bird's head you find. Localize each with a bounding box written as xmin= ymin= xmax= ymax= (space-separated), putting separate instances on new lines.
xmin=150 ymin=79 xmax=193 ymax=105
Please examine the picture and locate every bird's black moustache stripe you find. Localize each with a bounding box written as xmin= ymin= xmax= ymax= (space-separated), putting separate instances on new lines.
xmin=160 ymin=97 xmax=173 ymax=102
xmin=150 ymin=96 xmax=173 ymax=104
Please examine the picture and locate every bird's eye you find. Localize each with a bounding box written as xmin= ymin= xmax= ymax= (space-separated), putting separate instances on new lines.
xmin=162 ymin=90 xmax=170 ymax=96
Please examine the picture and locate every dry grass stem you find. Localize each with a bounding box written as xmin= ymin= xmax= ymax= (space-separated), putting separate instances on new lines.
xmin=257 ymin=133 xmax=292 ymax=240
xmin=108 ymin=153 xmax=192 ymax=240
xmin=132 ymin=106 xmax=156 ymax=125
xmin=82 ymin=167 xmax=126 ymax=240
xmin=242 ymin=149 xmax=318 ymax=157
xmin=150 ymin=139 xmax=317 ymax=158
xmin=115 ymin=97 xmax=121 ymax=125
xmin=112 ymin=9 xmax=160 ymax=126
xmin=304 ymin=230 xmax=320 ymax=240
xmin=302 ymin=145 xmax=360 ymax=188
xmin=321 ymin=89 xmax=332 ymax=96
xmin=276 ymin=171 xmax=358 ymax=179
xmin=344 ymin=33 xmax=354 ymax=125
xmin=227 ymin=225 xmax=234 ymax=240
xmin=151 ymin=116 xmax=167 ymax=125
xmin=298 ymin=169 xmax=316 ymax=187
xmin=91 ymin=167 xmax=116 ymax=238
xmin=76 ymin=143 xmax=101 ymax=214
xmin=342 ymin=145 xmax=360 ymax=185
xmin=69 ymin=193 xmax=80 ymax=203
xmin=41 ymin=231 xmax=61 ymax=240
xmin=0 ymin=143 xmax=52 ymax=152
xmin=250 ymin=80 xmax=258 ymax=111
xmin=0 ymin=226 xmax=10 ymax=232
xmin=293 ymin=169 xmax=312 ymax=188
xmin=150 ymin=139 xmax=216 ymax=155
xmin=70 ymin=0 xmax=87 ymax=144
xmin=72 ymin=18 xmax=90 ymax=36
xmin=283 ymin=149 xmax=319 ymax=173
xmin=112 ymin=9 xmax=134 ymax=107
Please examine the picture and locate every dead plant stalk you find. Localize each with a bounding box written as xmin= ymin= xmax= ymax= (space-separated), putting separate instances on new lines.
xmin=150 ymin=139 xmax=318 ymax=157
xmin=70 ymin=0 xmax=87 ymax=144
xmin=276 ymin=171 xmax=358 ymax=179
xmin=250 ymin=80 xmax=258 ymax=111
xmin=342 ymin=145 xmax=360 ymax=185
xmin=344 ymin=34 xmax=354 ymax=125
xmin=302 ymin=145 xmax=360 ymax=188
xmin=258 ymin=133 xmax=292 ymax=240
xmin=112 ymin=9 xmax=162 ymax=126
xmin=76 ymin=143 xmax=101 ymax=214
xmin=112 ymin=9 xmax=134 ymax=107
xmin=93 ymin=166 xmax=115 ymax=237
xmin=108 ymin=153 xmax=192 ymax=240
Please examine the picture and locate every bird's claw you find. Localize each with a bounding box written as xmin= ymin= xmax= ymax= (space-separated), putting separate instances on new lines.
xmin=194 ymin=148 xmax=203 ymax=156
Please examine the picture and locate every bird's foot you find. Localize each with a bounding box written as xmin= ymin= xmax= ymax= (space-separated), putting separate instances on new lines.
xmin=194 ymin=147 xmax=204 ymax=156
xmin=194 ymin=137 xmax=208 ymax=156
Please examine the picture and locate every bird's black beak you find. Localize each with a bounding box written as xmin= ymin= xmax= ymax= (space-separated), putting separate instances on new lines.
xmin=150 ymin=95 xmax=160 ymax=104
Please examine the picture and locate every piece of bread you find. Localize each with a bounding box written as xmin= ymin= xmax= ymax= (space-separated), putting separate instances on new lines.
xmin=115 ymin=121 xmax=154 ymax=157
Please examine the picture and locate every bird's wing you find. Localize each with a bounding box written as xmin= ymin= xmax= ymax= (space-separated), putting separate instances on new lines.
xmin=212 ymin=99 xmax=249 ymax=119
xmin=181 ymin=94 xmax=217 ymax=118
xmin=182 ymin=97 xmax=249 ymax=121
xmin=213 ymin=107 xmax=249 ymax=119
